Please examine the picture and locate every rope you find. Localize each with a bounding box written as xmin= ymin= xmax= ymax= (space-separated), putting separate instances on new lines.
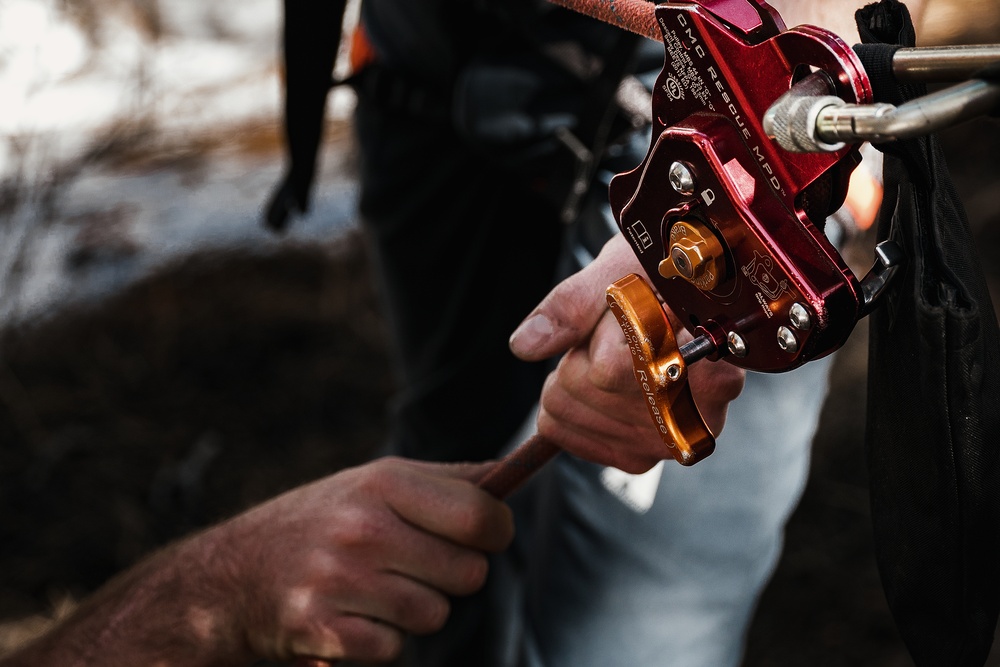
xmin=548 ymin=0 xmax=661 ymax=42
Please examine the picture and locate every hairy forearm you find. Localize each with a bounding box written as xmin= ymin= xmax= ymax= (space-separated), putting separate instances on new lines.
xmin=0 ymin=459 xmax=515 ymax=666
xmin=0 ymin=529 xmax=251 ymax=667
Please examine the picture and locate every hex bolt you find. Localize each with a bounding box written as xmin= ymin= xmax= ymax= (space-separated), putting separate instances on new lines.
xmin=789 ymin=302 xmax=812 ymax=330
xmin=666 ymin=363 xmax=682 ymax=381
xmin=727 ymin=331 xmax=748 ymax=358
xmin=669 ymin=161 xmax=696 ymax=196
xmin=777 ymin=326 xmax=799 ymax=353
xmin=671 ymin=247 xmax=693 ymax=279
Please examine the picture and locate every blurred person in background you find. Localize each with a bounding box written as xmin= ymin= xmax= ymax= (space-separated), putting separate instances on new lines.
xmin=348 ymin=0 xmax=926 ymax=665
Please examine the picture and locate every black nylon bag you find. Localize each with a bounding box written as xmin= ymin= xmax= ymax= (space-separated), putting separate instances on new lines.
xmin=859 ymin=2 xmax=1000 ymax=664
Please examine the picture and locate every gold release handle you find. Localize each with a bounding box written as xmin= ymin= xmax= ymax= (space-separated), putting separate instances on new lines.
xmin=606 ymin=274 xmax=716 ymax=465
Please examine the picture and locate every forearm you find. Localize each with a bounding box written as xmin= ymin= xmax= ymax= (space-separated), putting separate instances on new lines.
xmin=0 ymin=460 xmax=515 ymax=666
xmin=0 ymin=530 xmax=251 ymax=667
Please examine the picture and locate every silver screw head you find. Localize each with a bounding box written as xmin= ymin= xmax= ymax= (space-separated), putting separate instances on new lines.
xmin=777 ymin=326 xmax=799 ymax=353
xmin=666 ymin=364 xmax=682 ymax=381
xmin=727 ymin=331 xmax=748 ymax=358
xmin=668 ymin=161 xmax=696 ymax=196
xmin=670 ymin=246 xmax=693 ymax=279
xmin=789 ymin=302 xmax=812 ymax=330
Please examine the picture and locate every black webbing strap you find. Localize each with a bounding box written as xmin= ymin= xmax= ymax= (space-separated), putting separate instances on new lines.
xmin=264 ymin=0 xmax=348 ymax=232
xmin=858 ymin=1 xmax=1000 ymax=664
xmin=555 ymin=28 xmax=643 ymax=223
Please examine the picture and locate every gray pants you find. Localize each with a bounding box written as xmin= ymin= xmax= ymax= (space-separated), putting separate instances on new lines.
xmin=354 ymin=59 xmax=836 ymax=666
xmin=511 ymin=360 xmax=833 ymax=667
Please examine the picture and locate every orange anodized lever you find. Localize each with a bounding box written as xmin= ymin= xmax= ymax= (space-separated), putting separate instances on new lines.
xmin=606 ymin=273 xmax=717 ymax=466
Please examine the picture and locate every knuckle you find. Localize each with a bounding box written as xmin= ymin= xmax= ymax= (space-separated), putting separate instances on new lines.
xmin=333 ymin=509 xmax=389 ymax=550
xmin=590 ymin=328 xmax=633 ymax=392
xmin=360 ymin=625 xmax=405 ymax=663
xmin=277 ymin=579 xmax=327 ymax=631
xmin=491 ymin=505 xmax=515 ymax=549
xmin=358 ymin=456 xmax=410 ymax=498
xmin=412 ymin=594 xmax=452 ymax=635
xmin=454 ymin=552 xmax=490 ymax=593
xmin=615 ymin=447 xmax=661 ymax=475
xmin=281 ymin=611 xmax=339 ymax=659
xmin=464 ymin=499 xmax=513 ymax=551
xmin=452 ymin=496 xmax=493 ymax=542
xmin=539 ymin=376 xmax=572 ymax=421
xmin=385 ymin=585 xmax=451 ymax=635
xmin=587 ymin=356 xmax=627 ymax=392
xmin=724 ymin=367 xmax=746 ymax=399
xmin=377 ymin=632 xmax=406 ymax=662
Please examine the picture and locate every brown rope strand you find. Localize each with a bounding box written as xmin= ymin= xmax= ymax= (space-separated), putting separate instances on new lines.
xmin=476 ymin=434 xmax=561 ymax=499
xmin=548 ymin=0 xmax=662 ymax=41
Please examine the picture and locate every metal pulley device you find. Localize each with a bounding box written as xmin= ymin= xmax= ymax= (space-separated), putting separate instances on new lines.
xmin=593 ymin=0 xmax=1000 ymax=466
xmin=603 ymin=0 xmax=878 ymax=464
xmin=478 ymin=0 xmax=1000 ymax=496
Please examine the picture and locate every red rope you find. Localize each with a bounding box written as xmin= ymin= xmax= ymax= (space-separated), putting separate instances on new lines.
xmin=548 ymin=0 xmax=661 ymax=41
xmin=476 ymin=433 xmax=560 ymax=498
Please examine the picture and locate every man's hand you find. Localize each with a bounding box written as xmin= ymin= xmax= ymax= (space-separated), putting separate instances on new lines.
xmin=0 ymin=458 xmax=514 ymax=667
xmin=227 ymin=457 xmax=513 ymax=664
xmin=509 ymin=234 xmax=745 ymax=473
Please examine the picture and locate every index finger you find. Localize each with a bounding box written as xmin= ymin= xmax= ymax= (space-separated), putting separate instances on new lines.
xmin=381 ymin=464 xmax=515 ymax=553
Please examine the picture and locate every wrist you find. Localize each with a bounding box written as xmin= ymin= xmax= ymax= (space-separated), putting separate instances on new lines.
xmin=85 ymin=530 xmax=256 ymax=667
xmin=169 ymin=522 xmax=258 ymax=665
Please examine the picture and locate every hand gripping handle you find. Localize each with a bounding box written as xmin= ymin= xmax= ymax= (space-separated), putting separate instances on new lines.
xmin=287 ymin=437 xmax=560 ymax=667
xmin=606 ymin=274 xmax=716 ymax=465
xmin=290 ymin=278 xmax=711 ymax=667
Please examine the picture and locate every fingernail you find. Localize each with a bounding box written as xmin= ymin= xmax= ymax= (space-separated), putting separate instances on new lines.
xmin=509 ymin=313 xmax=554 ymax=356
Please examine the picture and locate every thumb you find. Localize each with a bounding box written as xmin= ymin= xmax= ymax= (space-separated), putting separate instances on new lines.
xmin=509 ymin=234 xmax=641 ymax=361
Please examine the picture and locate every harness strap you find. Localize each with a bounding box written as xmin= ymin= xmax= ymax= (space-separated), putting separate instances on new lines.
xmin=264 ymin=0 xmax=348 ymax=232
